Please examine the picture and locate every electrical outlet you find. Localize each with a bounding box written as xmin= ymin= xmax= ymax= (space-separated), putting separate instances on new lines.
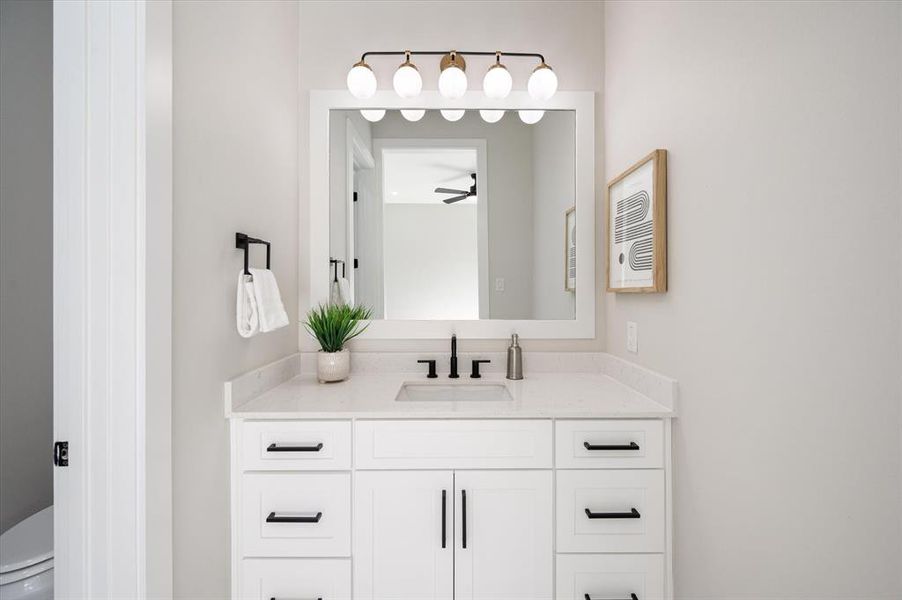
xmin=495 ymin=278 xmax=505 ymax=292
xmin=626 ymin=321 xmax=638 ymax=353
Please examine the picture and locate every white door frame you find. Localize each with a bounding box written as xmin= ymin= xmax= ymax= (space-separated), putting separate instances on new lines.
xmin=53 ymin=1 xmax=172 ymax=597
xmin=345 ymin=118 xmax=375 ymax=305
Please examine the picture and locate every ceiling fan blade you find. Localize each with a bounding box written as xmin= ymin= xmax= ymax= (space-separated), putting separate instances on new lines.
xmin=443 ymin=194 xmax=468 ymax=204
xmin=435 ymin=187 xmax=468 ymax=194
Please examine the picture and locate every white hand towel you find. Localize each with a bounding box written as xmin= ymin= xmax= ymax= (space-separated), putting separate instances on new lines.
xmin=248 ymin=268 xmax=289 ymax=333
xmin=330 ymin=277 xmax=351 ymax=306
xmin=236 ymin=271 xmax=259 ymax=338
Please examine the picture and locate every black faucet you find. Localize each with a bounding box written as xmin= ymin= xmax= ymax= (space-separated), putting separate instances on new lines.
xmin=449 ymin=334 xmax=459 ymax=378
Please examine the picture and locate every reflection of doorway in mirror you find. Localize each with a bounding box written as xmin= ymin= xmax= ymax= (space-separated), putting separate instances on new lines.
xmin=379 ymin=144 xmax=484 ymax=320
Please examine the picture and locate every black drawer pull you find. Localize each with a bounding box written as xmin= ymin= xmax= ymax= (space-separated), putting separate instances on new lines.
xmin=267 ymin=442 xmax=323 ymax=452
xmin=585 ymin=594 xmax=638 ymax=600
xmin=270 ymin=597 xmax=322 ymax=600
xmin=583 ymin=441 xmax=639 ymax=451
xmin=266 ymin=511 xmax=322 ymax=523
xmin=584 ymin=507 xmax=640 ymax=519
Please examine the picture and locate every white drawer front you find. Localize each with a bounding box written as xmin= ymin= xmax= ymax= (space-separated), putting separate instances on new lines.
xmin=355 ymin=420 xmax=552 ymax=469
xmin=241 ymin=420 xmax=351 ymax=471
xmin=557 ymin=470 xmax=665 ymax=553
xmin=556 ymin=554 xmax=664 ymax=600
xmin=240 ymin=558 xmax=351 ymax=600
xmin=241 ymin=472 xmax=350 ymax=557
xmin=555 ymin=420 xmax=663 ymax=469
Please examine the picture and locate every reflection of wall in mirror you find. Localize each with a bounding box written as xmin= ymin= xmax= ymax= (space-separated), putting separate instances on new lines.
xmin=532 ymin=111 xmax=577 ymax=319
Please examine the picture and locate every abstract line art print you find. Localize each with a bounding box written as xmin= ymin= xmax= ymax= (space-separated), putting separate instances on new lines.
xmin=607 ymin=150 xmax=667 ymax=292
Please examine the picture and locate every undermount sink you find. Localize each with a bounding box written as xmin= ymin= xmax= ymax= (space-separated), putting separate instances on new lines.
xmin=395 ymin=382 xmax=513 ymax=402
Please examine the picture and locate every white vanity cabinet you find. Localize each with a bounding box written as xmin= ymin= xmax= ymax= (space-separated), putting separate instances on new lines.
xmin=230 ymin=417 xmax=673 ymax=600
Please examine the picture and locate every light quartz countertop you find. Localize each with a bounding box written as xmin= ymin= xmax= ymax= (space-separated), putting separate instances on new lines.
xmin=228 ymin=371 xmax=675 ymax=420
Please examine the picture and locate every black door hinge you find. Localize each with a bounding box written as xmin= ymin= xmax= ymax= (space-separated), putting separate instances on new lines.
xmin=54 ymin=441 xmax=69 ymax=467
xmin=354 ymin=258 xmax=359 ymax=269
xmin=353 ymin=192 xmax=358 ymax=202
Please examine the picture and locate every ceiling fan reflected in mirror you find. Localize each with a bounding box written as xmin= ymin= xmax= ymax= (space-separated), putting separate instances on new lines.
xmin=435 ymin=173 xmax=477 ymax=204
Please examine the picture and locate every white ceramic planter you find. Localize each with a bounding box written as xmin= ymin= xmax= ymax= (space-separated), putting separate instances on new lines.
xmin=317 ymin=349 xmax=350 ymax=383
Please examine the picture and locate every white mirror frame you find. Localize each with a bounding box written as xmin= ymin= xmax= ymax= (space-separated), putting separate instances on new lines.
xmin=307 ymin=90 xmax=595 ymax=339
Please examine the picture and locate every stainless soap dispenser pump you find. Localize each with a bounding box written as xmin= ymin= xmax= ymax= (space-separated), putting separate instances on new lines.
xmin=506 ymin=334 xmax=523 ymax=380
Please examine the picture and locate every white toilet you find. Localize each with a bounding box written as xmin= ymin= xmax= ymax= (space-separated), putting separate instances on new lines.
xmin=0 ymin=507 xmax=53 ymax=600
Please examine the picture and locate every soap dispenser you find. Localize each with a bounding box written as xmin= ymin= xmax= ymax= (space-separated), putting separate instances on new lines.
xmin=506 ymin=334 xmax=523 ymax=380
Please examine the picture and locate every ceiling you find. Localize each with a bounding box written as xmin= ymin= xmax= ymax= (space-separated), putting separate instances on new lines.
xmin=382 ymin=147 xmax=477 ymax=205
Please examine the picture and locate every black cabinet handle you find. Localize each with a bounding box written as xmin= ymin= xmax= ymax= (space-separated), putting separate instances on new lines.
xmin=584 ymin=507 xmax=640 ymax=519
xmin=267 ymin=442 xmax=323 ymax=452
xmin=441 ymin=489 xmax=447 ymax=548
xmin=266 ymin=511 xmax=322 ymax=523
xmin=461 ymin=489 xmax=467 ymax=549
xmin=270 ymin=597 xmax=322 ymax=600
xmin=584 ymin=594 xmax=638 ymax=600
xmin=583 ymin=441 xmax=639 ymax=451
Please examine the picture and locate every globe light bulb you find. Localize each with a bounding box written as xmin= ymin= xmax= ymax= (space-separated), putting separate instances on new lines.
xmin=438 ymin=52 xmax=468 ymax=99
xmin=482 ymin=61 xmax=512 ymax=99
xmin=346 ymin=61 xmax=377 ymax=99
xmin=440 ymin=109 xmax=465 ymax=122
xmin=392 ymin=54 xmax=422 ymax=98
xmin=360 ymin=109 xmax=386 ymax=123
xmin=438 ymin=66 xmax=467 ymax=99
xmin=479 ymin=109 xmax=505 ymax=123
xmin=527 ymin=62 xmax=558 ymax=101
xmin=401 ymin=109 xmax=425 ymax=122
xmin=518 ymin=110 xmax=544 ymax=124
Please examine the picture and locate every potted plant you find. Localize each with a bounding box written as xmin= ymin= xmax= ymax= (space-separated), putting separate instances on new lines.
xmin=303 ymin=304 xmax=371 ymax=383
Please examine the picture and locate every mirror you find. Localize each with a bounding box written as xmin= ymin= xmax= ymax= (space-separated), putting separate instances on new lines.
xmin=329 ymin=109 xmax=577 ymax=321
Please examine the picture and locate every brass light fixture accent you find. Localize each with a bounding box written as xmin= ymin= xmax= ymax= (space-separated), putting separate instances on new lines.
xmin=439 ymin=51 xmax=467 ymax=73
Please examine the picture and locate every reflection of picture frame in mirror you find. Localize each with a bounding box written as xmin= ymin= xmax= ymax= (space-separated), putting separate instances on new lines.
xmin=564 ymin=206 xmax=576 ymax=292
xmin=606 ymin=149 xmax=667 ymax=293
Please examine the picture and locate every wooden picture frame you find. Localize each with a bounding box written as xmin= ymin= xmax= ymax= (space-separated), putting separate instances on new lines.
xmin=564 ymin=206 xmax=576 ymax=291
xmin=606 ymin=149 xmax=667 ymax=293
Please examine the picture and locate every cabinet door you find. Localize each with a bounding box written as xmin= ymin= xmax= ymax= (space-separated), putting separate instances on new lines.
xmin=454 ymin=471 xmax=553 ymax=600
xmin=353 ymin=471 xmax=453 ymax=600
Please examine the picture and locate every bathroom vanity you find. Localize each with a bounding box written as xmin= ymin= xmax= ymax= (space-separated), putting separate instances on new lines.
xmin=226 ymin=355 xmax=676 ymax=600
xmin=226 ymin=88 xmax=676 ymax=599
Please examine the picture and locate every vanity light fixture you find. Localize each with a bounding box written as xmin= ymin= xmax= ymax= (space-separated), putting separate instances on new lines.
xmin=479 ymin=109 xmax=505 ymax=123
xmin=440 ymin=109 xmax=465 ymax=122
xmin=518 ymin=110 xmax=544 ymax=125
xmin=482 ymin=52 xmax=512 ymax=99
xmin=392 ymin=51 xmax=422 ymax=98
xmin=346 ymin=50 xmax=557 ymax=107
xmin=346 ymin=60 xmax=377 ymax=99
xmin=400 ymin=109 xmax=426 ymax=122
xmin=360 ymin=109 xmax=386 ymax=123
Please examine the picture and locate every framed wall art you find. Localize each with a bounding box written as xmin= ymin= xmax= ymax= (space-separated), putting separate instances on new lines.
xmin=564 ymin=206 xmax=576 ymax=292
xmin=606 ymin=149 xmax=667 ymax=293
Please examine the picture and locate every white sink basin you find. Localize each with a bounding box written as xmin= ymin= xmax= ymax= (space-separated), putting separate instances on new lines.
xmin=395 ymin=382 xmax=513 ymax=402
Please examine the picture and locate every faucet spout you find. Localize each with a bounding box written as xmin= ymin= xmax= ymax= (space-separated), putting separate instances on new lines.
xmin=449 ymin=334 xmax=459 ymax=378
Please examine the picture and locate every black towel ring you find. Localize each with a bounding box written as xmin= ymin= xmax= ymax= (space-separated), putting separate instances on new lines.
xmin=235 ymin=232 xmax=271 ymax=276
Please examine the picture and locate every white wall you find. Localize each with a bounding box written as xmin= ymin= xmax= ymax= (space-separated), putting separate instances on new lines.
xmin=298 ymin=0 xmax=604 ymax=352
xmin=384 ymin=204 xmax=479 ymax=319
xmin=604 ymin=1 xmax=902 ymax=597
xmin=532 ymin=111 xmax=577 ymax=320
xmin=0 ymin=0 xmax=52 ymax=534
xmin=172 ymin=2 xmax=299 ymax=598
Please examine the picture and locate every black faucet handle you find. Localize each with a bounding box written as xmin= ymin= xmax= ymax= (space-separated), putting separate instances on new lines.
xmin=470 ymin=359 xmax=491 ymax=379
xmin=417 ymin=359 xmax=438 ymax=378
